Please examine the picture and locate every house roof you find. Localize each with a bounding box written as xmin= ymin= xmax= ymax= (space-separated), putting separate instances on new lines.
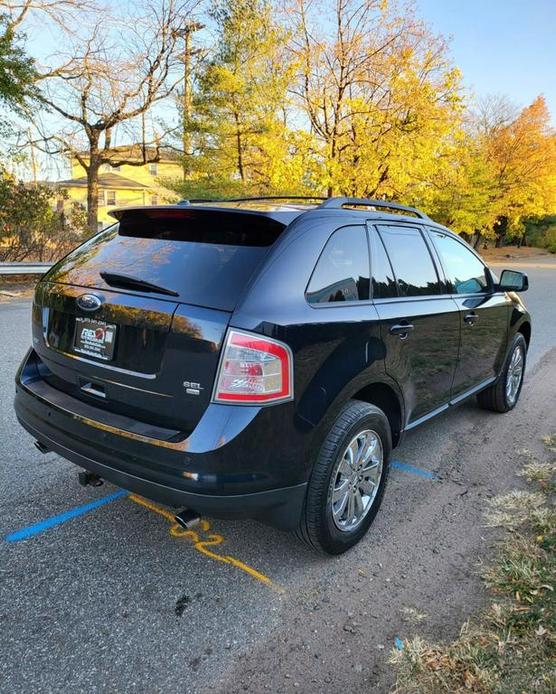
xmin=56 ymin=173 xmax=152 ymax=190
xmin=73 ymin=144 xmax=180 ymax=164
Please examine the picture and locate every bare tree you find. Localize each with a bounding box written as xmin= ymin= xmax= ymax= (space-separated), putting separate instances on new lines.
xmin=31 ymin=0 xmax=200 ymax=233
xmin=0 ymin=0 xmax=97 ymax=32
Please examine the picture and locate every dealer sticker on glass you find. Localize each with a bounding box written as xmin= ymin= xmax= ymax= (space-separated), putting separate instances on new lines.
xmin=73 ymin=317 xmax=117 ymax=361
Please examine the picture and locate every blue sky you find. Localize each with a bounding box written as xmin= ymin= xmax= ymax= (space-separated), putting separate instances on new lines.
xmin=416 ymin=0 xmax=556 ymax=121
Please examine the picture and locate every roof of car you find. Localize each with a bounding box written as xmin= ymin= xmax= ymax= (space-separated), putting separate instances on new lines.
xmin=109 ymin=197 xmax=451 ymax=233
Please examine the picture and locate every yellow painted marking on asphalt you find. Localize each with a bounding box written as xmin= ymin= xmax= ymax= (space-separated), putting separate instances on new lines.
xmin=128 ymin=494 xmax=283 ymax=593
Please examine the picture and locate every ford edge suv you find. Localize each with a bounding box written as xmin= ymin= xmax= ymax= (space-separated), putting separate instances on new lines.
xmin=14 ymin=197 xmax=531 ymax=554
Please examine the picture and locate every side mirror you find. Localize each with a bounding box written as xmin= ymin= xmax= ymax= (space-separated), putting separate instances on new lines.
xmin=499 ymin=269 xmax=529 ymax=292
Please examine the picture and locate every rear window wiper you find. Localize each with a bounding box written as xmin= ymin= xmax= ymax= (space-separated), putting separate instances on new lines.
xmin=100 ymin=271 xmax=179 ymax=297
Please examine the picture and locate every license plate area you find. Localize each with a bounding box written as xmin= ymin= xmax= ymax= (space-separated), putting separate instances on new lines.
xmin=73 ymin=317 xmax=117 ymax=361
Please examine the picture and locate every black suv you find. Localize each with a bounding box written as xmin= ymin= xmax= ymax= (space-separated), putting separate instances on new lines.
xmin=15 ymin=197 xmax=531 ymax=554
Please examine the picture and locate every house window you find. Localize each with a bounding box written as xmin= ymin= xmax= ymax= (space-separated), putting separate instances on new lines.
xmin=111 ymin=165 xmax=121 ymax=172
xmin=106 ymin=190 xmax=116 ymax=206
xmin=151 ymin=195 xmax=158 ymax=206
xmin=149 ymin=163 xmax=158 ymax=176
xmin=97 ymin=190 xmax=105 ymax=206
xmin=101 ymin=164 xmax=111 ymax=173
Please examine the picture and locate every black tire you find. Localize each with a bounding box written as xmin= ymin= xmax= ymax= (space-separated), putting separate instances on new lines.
xmin=477 ymin=333 xmax=527 ymax=413
xmin=295 ymin=400 xmax=391 ymax=555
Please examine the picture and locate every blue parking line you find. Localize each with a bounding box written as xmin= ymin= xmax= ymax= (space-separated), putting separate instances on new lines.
xmin=5 ymin=460 xmax=434 ymax=544
xmin=391 ymin=459 xmax=437 ymax=480
xmin=4 ymin=490 xmax=128 ymax=543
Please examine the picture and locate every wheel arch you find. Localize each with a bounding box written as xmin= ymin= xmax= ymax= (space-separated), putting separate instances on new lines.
xmin=517 ymin=320 xmax=531 ymax=349
xmin=350 ymin=381 xmax=404 ymax=447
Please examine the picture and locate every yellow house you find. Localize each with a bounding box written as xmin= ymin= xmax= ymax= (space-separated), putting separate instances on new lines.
xmin=55 ymin=145 xmax=182 ymax=229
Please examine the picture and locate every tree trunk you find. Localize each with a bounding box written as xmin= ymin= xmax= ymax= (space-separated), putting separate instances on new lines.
xmin=233 ymin=112 xmax=245 ymax=182
xmin=86 ymin=156 xmax=101 ymax=235
xmin=236 ymin=129 xmax=244 ymax=182
xmin=473 ymin=232 xmax=482 ymax=250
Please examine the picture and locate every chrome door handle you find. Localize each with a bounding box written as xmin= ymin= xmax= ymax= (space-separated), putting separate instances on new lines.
xmin=464 ymin=311 xmax=478 ymax=325
xmin=389 ymin=323 xmax=414 ymax=339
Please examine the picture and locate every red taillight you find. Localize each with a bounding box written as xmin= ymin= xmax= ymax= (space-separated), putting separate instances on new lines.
xmin=213 ymin=329 xmax=293 ymax=404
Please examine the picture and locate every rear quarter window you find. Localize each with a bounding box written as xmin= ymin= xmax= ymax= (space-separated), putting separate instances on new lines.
xmin=306 ymin=225 xmax=370 ymax=304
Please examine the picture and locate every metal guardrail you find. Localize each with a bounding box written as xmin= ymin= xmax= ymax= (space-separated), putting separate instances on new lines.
xmin=0 ymin=262 xmax=52 ymax=276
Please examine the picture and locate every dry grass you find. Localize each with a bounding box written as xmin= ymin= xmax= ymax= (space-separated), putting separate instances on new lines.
xmin=390 ymin=436 xmax=556 ymax=693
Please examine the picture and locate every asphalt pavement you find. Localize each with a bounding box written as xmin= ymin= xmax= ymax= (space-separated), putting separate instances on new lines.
xmin=1 ymin=257 xmax=555 ymax=693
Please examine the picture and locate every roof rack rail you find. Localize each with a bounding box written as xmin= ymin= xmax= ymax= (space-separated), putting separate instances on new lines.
xmin=177 ymin=199 xmax=219 ymax=205
xmin=221 ymin=196 xmax=328 ymax=203
xmin=178 ymin=196 xmax=327 ymax=205
xmin=318 ymin=197 xmax=428 ymax=220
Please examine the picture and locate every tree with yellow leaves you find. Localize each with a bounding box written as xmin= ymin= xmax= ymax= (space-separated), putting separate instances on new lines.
xmin=478 ymin=95 xmax=556 ymax=244
xmin=180 ymin=0 xmax=315 ymax=198
xmin=288 ymin=0 xmax=464 ymax=199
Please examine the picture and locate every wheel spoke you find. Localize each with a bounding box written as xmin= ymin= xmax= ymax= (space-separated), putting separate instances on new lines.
xmin=338 ymin=458 xmax=352 ymax=478
xmin=332 ymin=478 xmax=350 ymax=503
xmin=360 ymin=434 xmax=377 ymax=465
xmin=346 ymin=440 xmax=358 ymax=469
xmin=360 ymin=459 xmax=380 ymax=475
xmin=353 ymin=489 xmax=364 ymax=517
xmin=359 ymin=477 xmax=376 ymax=495
xmin=346 ymin=491 xmax=355 ymax=523
xmin=332 ymin=490 xmax=350 ymax=520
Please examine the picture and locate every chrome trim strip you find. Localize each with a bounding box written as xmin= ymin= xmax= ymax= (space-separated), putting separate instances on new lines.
xmin=404 ymin=376 xmax=497 ymax=431
xmin=100 ymin=376 xmax=172 ymax=397
xmin=44 ymin=345 xmax=158 ymax=380
xmin=20 ymin=380 xmax=188 ymax=450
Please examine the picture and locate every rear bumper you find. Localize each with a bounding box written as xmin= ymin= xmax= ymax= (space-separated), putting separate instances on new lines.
xmin=14 ymin=349 xmax=308 ymax=530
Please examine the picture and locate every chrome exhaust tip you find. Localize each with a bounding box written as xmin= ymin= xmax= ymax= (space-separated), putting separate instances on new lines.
xmin=34 ymin=440 xmax=49 ymax=454
xmin=175 ymin=508 xmax=201 ymax=529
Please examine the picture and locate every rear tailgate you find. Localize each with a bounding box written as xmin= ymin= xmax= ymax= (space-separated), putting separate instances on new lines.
xmin=32 ymin=207 xmax=286 ymax=435
xmin=33 ymin=283 xmax=230 ymax=434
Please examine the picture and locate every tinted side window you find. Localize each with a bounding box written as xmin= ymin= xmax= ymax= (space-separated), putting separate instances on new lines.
xmin=378 ymin=225 xmax=440 ymax=297
xmin=371 ymin=231 xmax=398 ymax=298
xmin=306 ymin=225 xmax=370 ymax=304
xmin=429 ymin=231 xmax=489 ymax=294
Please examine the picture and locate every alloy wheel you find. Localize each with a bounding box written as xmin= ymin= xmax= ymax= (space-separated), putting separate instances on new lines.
xmin=506 ymin=344 xmax=524 ymax=405
xmin=329 ymin=429 xmax=383 ymax=532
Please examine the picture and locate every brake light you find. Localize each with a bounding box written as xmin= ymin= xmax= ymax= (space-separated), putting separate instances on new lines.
xmin=213 ymin=329 xmax=293 ymax=404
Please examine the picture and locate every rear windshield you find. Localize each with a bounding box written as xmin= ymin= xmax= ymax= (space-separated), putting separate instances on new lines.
xmin=46 ymin=209 xmax=286 ymax=311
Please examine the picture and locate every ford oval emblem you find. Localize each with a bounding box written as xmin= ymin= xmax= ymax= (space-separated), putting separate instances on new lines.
xmin=76 ymin=293 xmax=102 ymax=312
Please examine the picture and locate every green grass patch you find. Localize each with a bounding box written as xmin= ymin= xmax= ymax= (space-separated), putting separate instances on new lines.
xmin=390 ymin=437 xmax=556 ymax=693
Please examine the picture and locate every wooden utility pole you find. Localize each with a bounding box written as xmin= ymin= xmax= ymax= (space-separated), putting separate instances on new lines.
xmin=178 ymin=21 xmax=204 ymax=181
xmin=28 ymin=128 xmax=38 ymax=183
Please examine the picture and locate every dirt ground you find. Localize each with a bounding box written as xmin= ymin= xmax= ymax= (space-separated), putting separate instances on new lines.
xmin=0 ymin=278 xmax=37 ymax=302
xmin=480 ymin=245 xmax=552 ymax=260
